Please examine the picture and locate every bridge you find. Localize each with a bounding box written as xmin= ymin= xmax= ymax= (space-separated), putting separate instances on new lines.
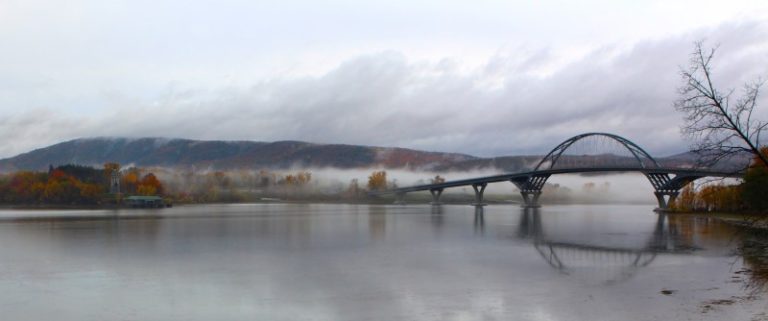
xmin=371 ymin=133 xmax=742 ymax=210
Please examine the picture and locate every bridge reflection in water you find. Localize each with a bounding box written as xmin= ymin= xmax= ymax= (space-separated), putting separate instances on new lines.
xmin=486 ymin=208 xmax=698 ymax=284
xmin=438 ymin=204 xmax=762 ymax=288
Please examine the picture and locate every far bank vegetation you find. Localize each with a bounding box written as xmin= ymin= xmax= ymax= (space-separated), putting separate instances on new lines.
xmin=0 ymin=163 xmax=410 ymax=205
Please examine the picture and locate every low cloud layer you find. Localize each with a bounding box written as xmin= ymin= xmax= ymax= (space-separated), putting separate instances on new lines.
xmin=1 ymin=21 xmax=767 ymax=159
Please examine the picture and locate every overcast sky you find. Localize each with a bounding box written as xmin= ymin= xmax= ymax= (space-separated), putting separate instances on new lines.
xmin=1 ymin=0 xmax=768 ymax=158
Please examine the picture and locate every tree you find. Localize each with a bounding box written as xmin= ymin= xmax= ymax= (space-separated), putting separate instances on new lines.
xmin=674 ymin=182 xmax=697 ymax=211
xmin=138 ymin=173 xmax=163 ymax=196
xmin=104 ymin=163 xmax=120 ymax=176
xmin=675 ymin=42 xmax=768 ymax=168
xmin=297 ymin=171 xmax=311 ymax=185
xmin=743 ymin=147 xmax=768 ymax=211
xmin=346 ymin=178 xmax=361 ymax=198
xmin=122 ymin=170 xmax=140 ymax=194
xmin=367 ymin=171 xmax=388 ymax=191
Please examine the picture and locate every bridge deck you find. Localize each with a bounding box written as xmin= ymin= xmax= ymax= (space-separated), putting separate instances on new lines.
xmin=370 ymin=167 xmax=741 ymax=195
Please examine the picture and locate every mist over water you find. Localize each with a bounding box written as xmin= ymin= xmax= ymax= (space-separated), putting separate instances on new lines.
xmin=325 ymin=169 xmax=660 ymax=204
xmin=153 ymin=165 xmax=659 ymax=205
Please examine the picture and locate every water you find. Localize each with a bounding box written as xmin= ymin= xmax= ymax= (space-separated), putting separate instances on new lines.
xmin=0 ymin=204 xmax=764 ymax=320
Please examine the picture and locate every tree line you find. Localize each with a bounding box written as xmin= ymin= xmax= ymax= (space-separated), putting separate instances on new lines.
xmin=671 ymin=148 xmax=768 ymax=213
xmin=0 ymin=163 xmax=423 ymax=205
xmin=0 ymin=164 xmax=164 ymax=205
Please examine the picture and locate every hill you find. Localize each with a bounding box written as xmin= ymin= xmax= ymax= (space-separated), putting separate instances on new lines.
xmin=0 ymin=138 xmax=477 ymax=172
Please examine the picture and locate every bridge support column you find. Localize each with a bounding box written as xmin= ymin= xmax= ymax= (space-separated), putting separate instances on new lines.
xmin=645 ymin=172 xmax=699 ymax=212
xmin=511 ymin=175 xmax=549 ymax=208
xmin=429 ymin=188 xmax=443 ymax=205
xmin=521 ymin=191 xmax=542 ymax=208
xmin=394 ymin=192 xmax=406 ymax=205
xmin=653 ymin=192 xmax=678 ymax=212
xmin=471 ymin=183 xmax=487 ymax=206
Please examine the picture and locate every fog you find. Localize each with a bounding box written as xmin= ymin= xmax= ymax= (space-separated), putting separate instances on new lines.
xmin=317 ymin=168 xmax=659 ymax=204
xmin=151 ymin=165 xmax=660 ymax=205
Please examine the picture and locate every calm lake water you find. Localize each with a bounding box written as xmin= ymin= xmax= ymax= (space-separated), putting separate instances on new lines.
xmin=0 ymin=204 xmax=765 ymax=321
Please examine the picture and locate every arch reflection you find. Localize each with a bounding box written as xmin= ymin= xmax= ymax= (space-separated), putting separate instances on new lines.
xmin=517 ymin=208 xmax=688 ymax=284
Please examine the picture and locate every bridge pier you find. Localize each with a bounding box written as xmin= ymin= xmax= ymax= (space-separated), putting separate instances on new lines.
xmin=471 ymin=183 xmax=487 ymax=206
xmin=511 ymin=175 xmax=549 ymax=208
xmin=653 ymin=192 xmax=678 ymax=212
xmin=645 ymin=172 xmax=702 ymax=212
xmin=429 ymin=188 xmax=443 ymax=205
xmin=521 ymin=191 xmax=542 ymax=208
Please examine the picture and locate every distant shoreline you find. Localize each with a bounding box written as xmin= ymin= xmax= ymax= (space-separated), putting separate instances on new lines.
xmin=668 ymin=211 xmax=768 ymax=230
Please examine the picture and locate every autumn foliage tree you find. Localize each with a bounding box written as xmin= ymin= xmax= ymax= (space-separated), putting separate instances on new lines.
xmin=137 ymin=173 xmax=164 ymax=196
xmin=698 ymin=184 xmax=742 ymax=212
xmin=121 ymin=169 xmax=140 ymax=195
xmin=4 ymin=171 xmax=46 ymax=203
xmin=280 ymin=171 xmax=312 ymax=186
xmin=43 ymin=169 xmax=77 ymax=203
xmin=367 ymin=171 xmax=388 ymax=191
xmin=673 ymin=183 xmax=697 ymax=211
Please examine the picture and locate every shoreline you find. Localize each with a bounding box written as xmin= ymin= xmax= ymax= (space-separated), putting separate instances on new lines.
xmin=667 ymin=211 xmax=768 ymax=231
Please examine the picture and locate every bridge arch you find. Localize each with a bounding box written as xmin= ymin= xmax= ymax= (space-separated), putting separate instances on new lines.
xmin=534 ymin=133 xmax=660 ymax=171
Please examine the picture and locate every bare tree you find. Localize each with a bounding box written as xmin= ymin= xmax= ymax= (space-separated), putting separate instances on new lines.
xmin=675 ymin=41 xmax=768 ymax=169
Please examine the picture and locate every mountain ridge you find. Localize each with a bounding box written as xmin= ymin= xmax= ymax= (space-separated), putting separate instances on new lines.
xmin=0 ymin=137 xmax=749 ymax=173
xmin=0 ymin=137 xmax=478 ymax=172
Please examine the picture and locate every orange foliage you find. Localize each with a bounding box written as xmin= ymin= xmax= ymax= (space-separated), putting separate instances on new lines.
xmin=138 ymin=173 xmax=163 ymax=196
xmin=367 ymin=171 xmax=388 ymax=191
xmin=279 ymin=171 xmax=311 ymax=186
xmin=122 ymin=171 xmax=139 ymax=194
xmin=0 ymin=165 xmax=172 ymax=204
xmin=671 ymin=182 xmax=742 ymax=212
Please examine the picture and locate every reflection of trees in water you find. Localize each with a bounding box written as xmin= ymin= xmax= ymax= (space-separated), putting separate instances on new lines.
xmin=369 ymin=205 xmax=387 ymax=240
xmin=516 ymin=209 xmax=687 ymax=285
xmin=738 ymin=229 xmax=768 ymax=292
xmin=17 ymin=214 xmax=161 ymax=239
xmin=665 ymin=214 xmax=737 ymax=251
xmin=666 ymin=213 xmax=768 ymax=291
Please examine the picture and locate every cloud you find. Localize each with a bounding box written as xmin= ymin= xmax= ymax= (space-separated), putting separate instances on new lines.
xmin=1 ymin=21 xmax=767 ymax=159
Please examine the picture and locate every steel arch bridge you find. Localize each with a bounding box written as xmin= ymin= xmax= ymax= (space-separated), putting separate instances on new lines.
xmin=371 ymin=132 xmax=743 ymax=210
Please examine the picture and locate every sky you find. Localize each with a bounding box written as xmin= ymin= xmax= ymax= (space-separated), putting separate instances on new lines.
xmin=1 ymin=0 xmax=768 ymax=159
